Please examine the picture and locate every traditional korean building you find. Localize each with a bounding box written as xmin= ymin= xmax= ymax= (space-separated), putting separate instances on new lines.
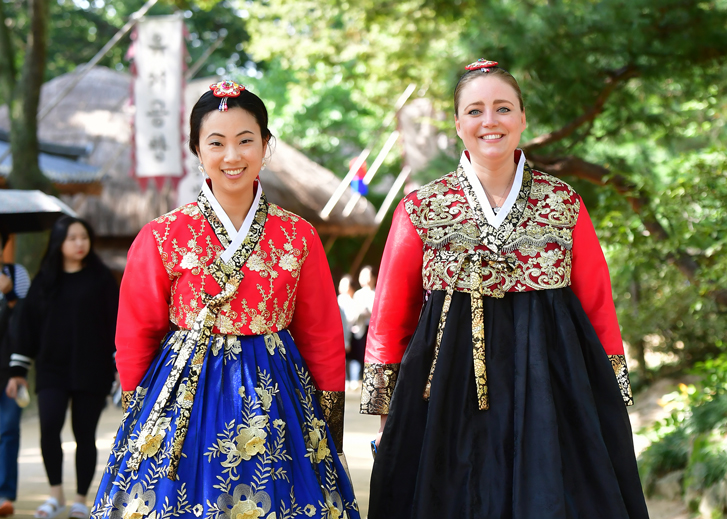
xmin=0 ymin=67 xmax=376 ymax=273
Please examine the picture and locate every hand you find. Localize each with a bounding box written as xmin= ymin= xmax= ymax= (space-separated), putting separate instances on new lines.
xmin=375 ymin=414 xmax=388 ymax=448
xmin=5 ymin=377 xmax=28 ymax=399
xmin=0 ymin=273 xmax=12 ymax=295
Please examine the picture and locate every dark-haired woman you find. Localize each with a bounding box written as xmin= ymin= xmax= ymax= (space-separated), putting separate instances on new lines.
xmin=91 ymin=81 xmax=359 ymax=519
xmin=362 ymin=60 xmax=649 ymax=518
xmin=6 ymin=217 xmax=118 ymax=519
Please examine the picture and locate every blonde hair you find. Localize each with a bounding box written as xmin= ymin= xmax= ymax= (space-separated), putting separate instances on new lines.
xmin=454 ymin=66 xmax=524 ymax=115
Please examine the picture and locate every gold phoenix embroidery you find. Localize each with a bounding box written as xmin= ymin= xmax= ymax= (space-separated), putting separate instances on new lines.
xmin=408 ymin=168 xmax=581 ymax=412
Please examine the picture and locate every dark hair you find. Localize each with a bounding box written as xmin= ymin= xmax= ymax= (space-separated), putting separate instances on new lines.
xmin=0 ymin=230 xmax=8 ymax=251
xmin=37 ymin=216 xmax=102 ymax=291
xmin=189 ymin=88 xmax=273 ymax=157
xmin=454 ymin=66 xmax=524 ymax=115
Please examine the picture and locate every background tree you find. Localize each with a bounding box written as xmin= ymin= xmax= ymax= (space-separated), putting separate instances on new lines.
xmin=0 ymin=0 xmax=246 ymax=271
xmin=0 ymin=0 xmax=50 ymax=192
xmin=236 ymin=0 xmax=727 ymax=379
xmin=3 ymin=0 xmax=725 ymax=378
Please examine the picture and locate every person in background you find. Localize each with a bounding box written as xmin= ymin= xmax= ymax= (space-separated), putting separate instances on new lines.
xmin=350 ymin=266 xmax=375 ymax=390
xmin=6 ymin=217 xmax=118 ymax=519
xmin=337 ymin=274 xmax=359 ymax=389
xmin=0 ymin=231 xmax=31 ymax=518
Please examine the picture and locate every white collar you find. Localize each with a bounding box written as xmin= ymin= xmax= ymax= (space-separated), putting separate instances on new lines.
xmin=459 ymin=150 xmax=526 ymax=229
xmin=201 ymin=179 xmax=263 ymax=263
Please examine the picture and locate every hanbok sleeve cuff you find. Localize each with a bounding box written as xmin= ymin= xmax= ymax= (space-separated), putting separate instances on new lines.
xmin=608 ymin=354 xmax=634 ymax=406
xmin=316 ymin=390 xmax=345 ymax=452
xmin=360 ymin=362 xmax=400 ymax=415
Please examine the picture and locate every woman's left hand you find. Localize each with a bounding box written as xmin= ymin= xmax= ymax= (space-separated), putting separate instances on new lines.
xmin=5 ymin=377 xmax=28 ymax=399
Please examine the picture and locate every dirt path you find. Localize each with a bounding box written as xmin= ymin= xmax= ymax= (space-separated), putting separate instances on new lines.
xmin=11 ymin=381 xmax=690 ymax=518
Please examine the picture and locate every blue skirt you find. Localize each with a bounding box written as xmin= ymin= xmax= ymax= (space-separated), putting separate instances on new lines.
xmin=92 ymin=329 xmax=360 ymax=519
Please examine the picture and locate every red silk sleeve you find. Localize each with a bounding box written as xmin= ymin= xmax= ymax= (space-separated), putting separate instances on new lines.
xmin=116 ymin=224 xmax=172 ymax=391
xmin=570 ymin=196 xmax=624 ymax=356
xmin=365 ymin=200 xmax=424 ymax=365
xmin=288 ymin=228 xmax=346 ymax=392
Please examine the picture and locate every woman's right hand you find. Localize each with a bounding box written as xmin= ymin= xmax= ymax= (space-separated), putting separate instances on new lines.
xmin=5 ymin=377 xmax=28 ymax=399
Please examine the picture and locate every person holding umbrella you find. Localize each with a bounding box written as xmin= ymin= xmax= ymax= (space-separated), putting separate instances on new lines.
xmin=0 ymin=231 xmax=31 ymax=517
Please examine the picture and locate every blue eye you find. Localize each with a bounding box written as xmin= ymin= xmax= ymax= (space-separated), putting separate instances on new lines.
xmin=468 ymin=109 xmax=482 ymax=115
xmin=497 ymin=107 xmax=511 ymax=113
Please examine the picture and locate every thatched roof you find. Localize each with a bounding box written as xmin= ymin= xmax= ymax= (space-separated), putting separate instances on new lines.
xmin=0 ymin=67 xmax=376 ymax=238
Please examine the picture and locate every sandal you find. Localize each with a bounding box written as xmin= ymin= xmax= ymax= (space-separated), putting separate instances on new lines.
xmin=34 ymin=497 xmax=65 ymax=519
xmin=0 ymin=498 xmax=14 ymax=517
xmin=69 ymin=502 xmax=89 ymax=519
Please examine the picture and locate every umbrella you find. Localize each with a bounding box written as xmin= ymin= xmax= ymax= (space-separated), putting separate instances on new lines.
xmin=0 ymin=190 xmax=78 ymax=234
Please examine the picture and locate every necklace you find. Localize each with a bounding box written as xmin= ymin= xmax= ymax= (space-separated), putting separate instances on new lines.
xmin=482 ymin=169 xmax=516 ymax=214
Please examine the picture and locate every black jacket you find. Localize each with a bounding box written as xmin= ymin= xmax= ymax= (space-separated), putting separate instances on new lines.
xmin=10 ymin=263 xmax=119 ymax=394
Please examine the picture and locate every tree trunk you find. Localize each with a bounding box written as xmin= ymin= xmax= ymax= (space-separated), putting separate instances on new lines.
xmin=7 ymin=0 xmax=51 ymax=192
xmin=0 ymin=0 xmax=16 ymax=103
xmin=0 ymin=0 xmax=52 ymax=274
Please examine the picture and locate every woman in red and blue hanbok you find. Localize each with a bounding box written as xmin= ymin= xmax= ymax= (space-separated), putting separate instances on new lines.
xmin=361 ymin=61 xmax=649 ymax=518
xmin=92 ymin=82 xmax=359 ymax=519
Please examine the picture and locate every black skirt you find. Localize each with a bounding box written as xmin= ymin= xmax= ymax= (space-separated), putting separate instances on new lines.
xmin=368 ymin=288 xmax=649 ymax=519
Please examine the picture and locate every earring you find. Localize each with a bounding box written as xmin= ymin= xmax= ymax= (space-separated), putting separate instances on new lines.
xmin=261 ymin=160 xmax=267 ymax=168
xmin=198 ymin=164 xmax=205 ymax=175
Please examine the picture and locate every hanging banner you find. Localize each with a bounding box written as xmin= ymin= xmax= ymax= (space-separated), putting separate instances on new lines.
xmin=133 ymin=14 xmax=184 ymax=181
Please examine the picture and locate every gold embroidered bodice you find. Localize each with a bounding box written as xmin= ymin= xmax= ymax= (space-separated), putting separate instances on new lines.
xmin=404 ymin=164 xmax=579 ymax=298
xmin=149 ymin=202 xmax=312 ymax=336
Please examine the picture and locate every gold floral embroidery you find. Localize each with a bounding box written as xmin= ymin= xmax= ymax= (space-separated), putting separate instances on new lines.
xmin=316 ymin=390 xmax=345 ymax=452
xmin=319 ymin=490 xmax=344 ymax=519
xmin=360 ymin=363 xmax=400 ymax=415
xmin=305 ymin=418 xmax=331 ymax=463
xmin=121 ymin=391 xmax=134 ymax=413
xmin=130 ymin=191 xmax=268 ymax=480
xmin=93 ymin=346 xmax=359 ymax=519
xmin=609 ymin=354 xmax=634 ymax=406
xmin=152 ymin=195 xmax=311 ymax=337
xmin=469 ymin=262 xmax=489 ymax=410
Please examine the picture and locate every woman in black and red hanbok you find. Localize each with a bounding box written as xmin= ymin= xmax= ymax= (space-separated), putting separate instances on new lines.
xmin=361 ymin=60 xmax=649 ymax=518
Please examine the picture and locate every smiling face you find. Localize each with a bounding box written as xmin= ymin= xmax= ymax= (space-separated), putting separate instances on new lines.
xmin=455 ymin=74 xmax=527 ymax=168
xmin=196 ymin=106 xmax=267 ymax=200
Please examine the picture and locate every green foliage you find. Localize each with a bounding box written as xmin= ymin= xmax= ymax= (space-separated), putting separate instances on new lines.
xmin=639 ymin=357 xmax=727 ymax=499
xmin=608 ymin=152 xmax=727 ymax=368
xmin=235 ymin=0 xmax=727 ymax=367
xmin=0 ymin=0 xmax=250 ymax=107
xmin=4 ymin=0 xmax=727 ymax=371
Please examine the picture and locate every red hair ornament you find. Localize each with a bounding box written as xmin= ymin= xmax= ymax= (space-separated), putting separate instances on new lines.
xmin=465 ymin=59 xmax=499 ymax=72
xmin=210 ymin=80 xmax=245 ymax=112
